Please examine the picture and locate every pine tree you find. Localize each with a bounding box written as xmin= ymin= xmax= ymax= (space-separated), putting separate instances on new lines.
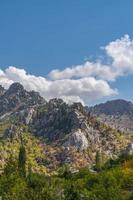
xmin=95 ymin=151 xmax=102 ymax=171
xmin=18 ymin=145 xmax=26 ymax=177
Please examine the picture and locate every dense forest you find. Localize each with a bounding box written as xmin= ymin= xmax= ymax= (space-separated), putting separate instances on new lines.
xmin=1 ymin=144 xmax=133 ymax=200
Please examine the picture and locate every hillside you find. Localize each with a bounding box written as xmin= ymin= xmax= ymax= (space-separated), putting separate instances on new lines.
xmin=89 ymin=99 xmax=133 ymax=133
xmin=1 ymin=83 xmax=133 ymax=200
xmin=0 ymin=83 xmax=132 ymax=174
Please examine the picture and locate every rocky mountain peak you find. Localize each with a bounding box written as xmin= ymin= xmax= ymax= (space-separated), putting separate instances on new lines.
xmin=89 ymin=99 xmax=133 ymax=115
xmin=0 ymin=82 xmax=46 ymax=117
xmin=48 ymin=98 xmax=64 ymax=108
xmin=89 ymin=99 xmax=133 ymax=133
xmin=5 ymin=82 xmax=25 ymax=95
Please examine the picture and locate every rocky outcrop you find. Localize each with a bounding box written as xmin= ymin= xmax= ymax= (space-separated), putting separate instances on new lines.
xmin=0 ymin=82 xmax=46 ymax=117
xmin=63 ymin=129 xmax=89 ymax=150
xmin=30 ymin=98 xmax=130 ymax=157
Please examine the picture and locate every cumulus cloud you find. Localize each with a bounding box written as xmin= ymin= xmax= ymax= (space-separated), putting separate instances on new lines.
xmin=48 ymin=35 xmax=133 ymax=81
xmin=48 ymin=61 xmax=113 ymax=81
xmin=0 ymin=66 xmax=117 ymax=105
xmin=0 ymin=35 xmax=133 ymax=105
xmin=105 ymin=34 xmax=133 ymax=75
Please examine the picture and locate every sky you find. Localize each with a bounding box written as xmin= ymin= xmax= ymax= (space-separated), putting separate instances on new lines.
xmin=0 ymin=0 xmax=133 ymax=105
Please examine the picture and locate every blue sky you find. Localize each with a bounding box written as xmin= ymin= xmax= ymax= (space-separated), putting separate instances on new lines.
xmin=0 ymin=0 xmax=133 ymax=105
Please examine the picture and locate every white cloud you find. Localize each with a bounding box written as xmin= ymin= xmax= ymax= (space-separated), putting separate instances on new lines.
xmin=1 ymin=35 xmax=133 ymax=105
xmin=105 ymin=34 xmax=133 ymax=75
xmin=48 ymin=35 xmax=133 ymax=81
xmin=48 ymin=61 xmax=114 ymax=81
xmin=0 ymin=66 xmax=117 ymax=105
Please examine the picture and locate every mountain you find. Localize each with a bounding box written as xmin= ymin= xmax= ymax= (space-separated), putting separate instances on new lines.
xmin=89 ymin=99 xmax=133 ymax=133
xmin=0 ymin=82 xmax=45 ymax=120
xmin=0 ymin=84 xmax=132 ymax=173
xmin=30 ymin=100 xmax=127 ymax=152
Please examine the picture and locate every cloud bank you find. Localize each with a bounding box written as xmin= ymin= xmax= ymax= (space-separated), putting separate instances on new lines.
xmin=0 ymin=67 xmax=116 ymax=105
xmin=0 ymin=35 xmax=133 ymax=105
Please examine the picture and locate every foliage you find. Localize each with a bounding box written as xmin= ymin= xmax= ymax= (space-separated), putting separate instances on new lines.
xmin=1 ymin=155 xmax=133 ymax=200
xmin=95 ymin=151 xmax=102 ymax=171
xmin=18 ymin=145 xmax=26 ymax=177
xmin=0 ymin=113 xmax=133 ymax=199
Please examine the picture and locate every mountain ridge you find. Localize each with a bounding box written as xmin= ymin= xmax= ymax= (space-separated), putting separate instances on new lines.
xmin=0 ymin=83 xmax=132 ymax=173
xmin=89 ymin=99 xmax=133 ymax=133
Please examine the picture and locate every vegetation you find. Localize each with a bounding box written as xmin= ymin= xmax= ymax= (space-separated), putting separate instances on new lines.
xmin=0 ymin=121 xmax=133 ymax=199
xmin=0 ymin=125 xmax=47 ymax=175
xmin=1 ymin=147 xmax=133 ymax=199
xmin=18 ymin=145 xmax=26 ymax=177
xmin=95 ymin=151 xmax=102 ymax=171
xmin=0 ymin=84 xmax=133 ymax=199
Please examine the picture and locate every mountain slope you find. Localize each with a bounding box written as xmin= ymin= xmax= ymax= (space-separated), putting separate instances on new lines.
xmin=89 ymin=99 xmax=133 ymax=133
xmin=30 ymin=100 xmax=130 ymax=154
xmin=0 ymin=84 xmax=132 ymax=173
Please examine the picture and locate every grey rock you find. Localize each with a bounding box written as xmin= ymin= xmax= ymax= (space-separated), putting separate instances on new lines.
xmin=64 ymin=129 xmax=89 ymax=150
xmin=0 ymin=82 xmax=46 ymax=117
xmin=125 ymin=143 xmax=133 ymax=155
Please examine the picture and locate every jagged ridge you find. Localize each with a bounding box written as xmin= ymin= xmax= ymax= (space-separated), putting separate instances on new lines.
xmin=89 ymin=99 xmax=133 ymax=132
xmin=0 ymin=83 xmax=132 ymax=172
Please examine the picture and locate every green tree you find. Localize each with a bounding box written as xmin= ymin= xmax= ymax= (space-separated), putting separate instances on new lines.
xmin=18 ymin=145 xmax=26 ymax=177
xmin=95 ymin=151 xmax=102 ymax=172
xmin=58 ymin=165 xmax=72 ymax=179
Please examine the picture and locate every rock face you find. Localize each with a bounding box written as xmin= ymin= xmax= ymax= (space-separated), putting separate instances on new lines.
xmin=63 ymin=129 xmax=89 ymax=150
xmin=89 ymin=99 xmax=133 ymax=133
xmin=0 ymin=82 xmax=46 ymax=117
xmin=30 ymin=98 xmax=130 ymax=157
